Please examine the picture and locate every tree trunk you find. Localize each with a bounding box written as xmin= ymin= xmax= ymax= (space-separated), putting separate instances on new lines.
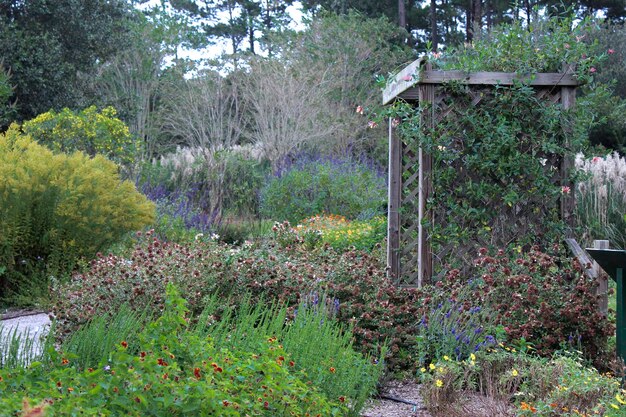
xmin=398 ymin=0 xmax=406 ymax=29
xmin=430 ymin=0 xmax=438 ymax=50
xmin=472 ymin=0 xmax=482 ymax=41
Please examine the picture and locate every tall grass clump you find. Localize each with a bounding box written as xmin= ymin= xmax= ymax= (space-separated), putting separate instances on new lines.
xmin=60 ymin=305 xmax=148 ymax=371
xmin=0 ymin=321 xmax=54 ymax=369
xmin=576 ymin=152 xmax=626 ymax=249
xmin=260 ymin=154 xmax=387 ymax=223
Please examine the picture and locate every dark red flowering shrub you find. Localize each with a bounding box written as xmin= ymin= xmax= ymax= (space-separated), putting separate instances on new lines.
xmin=443 ymin=245 xmax=614 ymax=364
xmin=51 ymin=236 xmax=422 ymax=370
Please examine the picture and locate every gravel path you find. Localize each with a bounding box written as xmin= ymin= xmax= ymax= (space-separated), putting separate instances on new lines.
xmin=362 ymin=380 xmax=432 ymax=417
xmin=0 ymin=311 xmax=51 ymax=363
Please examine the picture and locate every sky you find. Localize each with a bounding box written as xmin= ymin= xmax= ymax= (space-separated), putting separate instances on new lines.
xmin=138 ymin=1 xmax=307 ymax=64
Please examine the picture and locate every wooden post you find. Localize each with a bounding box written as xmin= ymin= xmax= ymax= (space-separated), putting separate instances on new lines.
xmin=387 ymin=118 xmax=402 ymax=281
xmin=594 ymin=239 xmax=610 ymax=316
xmin=417 ymin=62 xmax=434 ymax=286
xmin=560 ymin=64 xmax=576 ymax=228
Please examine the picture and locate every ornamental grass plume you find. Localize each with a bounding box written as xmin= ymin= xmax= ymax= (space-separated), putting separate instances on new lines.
xmin=575 ymin=152 xmax=626 ymax=249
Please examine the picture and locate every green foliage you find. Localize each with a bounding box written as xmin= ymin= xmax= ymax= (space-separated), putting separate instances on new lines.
xmin=195 ymin=294 xmax=384 ymax=416
xmin=0 ymin=64 xmax=15 ymax=128
xmin=23 ymin=106 xmax=141 ymax=166
xmin=384 ymin=14 xmax=614 ymax=272
xmin=419 ymin=347 xmax=624 ymax=417
xmin=441 ymin=15 xmax=606 ymax=79
xmin=0 ymin=125 xmax=155 ymax=299
xmin=222 ymin=153 xmax=269 ymax=217
xmin=0 ymin=0 xmax=133 ymax=121
xmin=260 ymin=156 xmax=387 ymax=223
xmin=0 ymin=285 xmax=347 ymax=416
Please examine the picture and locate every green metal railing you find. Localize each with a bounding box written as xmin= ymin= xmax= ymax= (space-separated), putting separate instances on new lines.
xmin=587 ymin=248 xmax=626 ymax=365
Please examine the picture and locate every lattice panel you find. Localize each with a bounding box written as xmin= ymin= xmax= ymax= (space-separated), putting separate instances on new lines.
xmin=395 ymin=84 xmax=571 ymax=285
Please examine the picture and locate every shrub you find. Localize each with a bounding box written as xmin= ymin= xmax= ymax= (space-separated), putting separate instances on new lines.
xmin=1 ymin=285 xmax=347 ymax=416
xmin=22 ymin=106 xmax=140 ymax=167
xmin=51 ymin=236 xmax=422 ymax=370
xmin=260 ymin=154 xmax=386 ymax=223
xmin=0 ymin=126 xmax=154 ymax=300
xmin=444 ymin=246 xmax=614 ymax=364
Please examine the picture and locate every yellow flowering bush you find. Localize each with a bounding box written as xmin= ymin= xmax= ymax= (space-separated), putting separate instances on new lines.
xmin=22 ymin=106 xmax=140 ymax=166
xmin=0 ymin=125 xmax=154 ymax=298
xmin=295 ymin=214 xmax=386 ymax=252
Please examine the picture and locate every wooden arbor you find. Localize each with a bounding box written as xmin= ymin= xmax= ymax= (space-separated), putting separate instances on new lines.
xmin=384 ymin=57 xmax=578 ymax=287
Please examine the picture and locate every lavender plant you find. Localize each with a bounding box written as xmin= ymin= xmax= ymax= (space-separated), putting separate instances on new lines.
xmin=415 ymin=284 xmax=499 ymax=365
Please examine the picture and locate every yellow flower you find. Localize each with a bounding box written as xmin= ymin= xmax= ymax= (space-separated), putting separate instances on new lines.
xmin=420 ymin=367 xmax=426 ymax=373
xmin=443 ymin=356 xmax=450 ymax=361
xmin=511 ymin=369 xmax=519 ymax=377
xmin=435 ymin=379 xmax=443 ymax=388
xmin=470 ymin=353 xmax=476 ymax=362
xmin=611 ymin=403 xmax=620 ymax=410
xmin=617 ymin=394 xmax=626 ymax=405
xmin=429 ymin=363 xmax=435 ymax=370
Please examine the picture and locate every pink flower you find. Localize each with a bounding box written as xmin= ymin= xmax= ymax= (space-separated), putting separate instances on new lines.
xmin=592 ymin=156 xmax=601 ymax=163
xmin=564 ymin=43 xmax=570 ymax=49
xmin=355 ymin=105 xmax=364 ymax=114
xmin=608 ymin=48 xmax=615 ymax=54
xmin=391 ymin=118 xmax=400 ymax=128
xmin=367 ymin=121 xmax=378 ymax=129
xmin=402 ymin=75 xmax=412 ymax=82
xmin=590 ymin=67 xmax=596 ymax=73
xmin=561 ymin=186 xmax=571 ymax=194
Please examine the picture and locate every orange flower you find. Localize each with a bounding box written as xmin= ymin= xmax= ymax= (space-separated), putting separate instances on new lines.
xmin=61 ymin=358 xmax=69 ymax=365
xmin=329 ymin=367 xmax=336 ymax=373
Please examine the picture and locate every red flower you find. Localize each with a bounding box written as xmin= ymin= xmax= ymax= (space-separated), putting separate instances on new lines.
xmin=264 ymin=401 xmax=269 ymax=409
xmin=289 ymin=361 xmax=295 ymax=367
xmin=120 ymin=341 xmax=128 ymax=349
xmin=339 ymin=396 xmax=346 ymax=403
xmin=223 ymin=400 xmax=229 ymax=407
xmin=194 ymin=367 xmax=201 ymax=379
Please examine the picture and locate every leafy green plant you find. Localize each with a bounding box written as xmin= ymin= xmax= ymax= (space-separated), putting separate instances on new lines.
xmin=419 ymin=346 xmax=624 ymax=417
xmin=22 ymin=106 xmax=141 ymax=167
xmin=1 ymin=285 xmax=347 ymax=416
xmin=260 ymin=155 xmax=386 ymax=223
xmin=194 ymin=294 xmax=384 ymax=416
xmin=0 ymin=125 xmax=155 ymax=301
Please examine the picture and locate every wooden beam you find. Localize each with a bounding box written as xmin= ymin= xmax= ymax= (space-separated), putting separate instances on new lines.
xmin=387 ymin=118 xmax=402 ymax=281
xmin=593 ymin=240 xmax=610 ymax=316
xmin=560 ymin=66 xmax=577 ymax=226
xmin=382 ymin=58 xmax=424 ymax=105
xmin=419 ymin=70 xmax=578 ymax=86
xmin=564 ymin=238 xmax=595 ymax=280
